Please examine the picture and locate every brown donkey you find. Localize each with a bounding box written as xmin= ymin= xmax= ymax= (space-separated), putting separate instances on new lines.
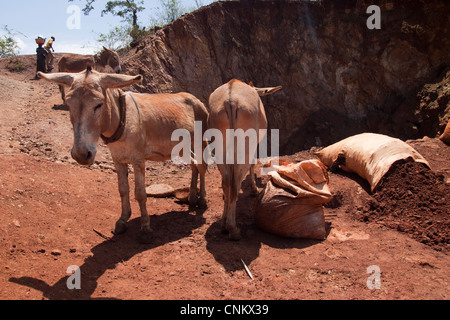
xmin=38 ymin=68 xmax=208 ymax=243
xmin=208 ymin=79 xmax=281 ymax=240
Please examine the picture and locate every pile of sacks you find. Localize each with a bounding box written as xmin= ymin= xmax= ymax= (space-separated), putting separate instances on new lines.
xmin=440 ymin=120 xmax=450 ymax=145
xmin=255 ymin=133 xmax=430 ymax=240
xmin=255 ymin=159 xmax=332 ymax=240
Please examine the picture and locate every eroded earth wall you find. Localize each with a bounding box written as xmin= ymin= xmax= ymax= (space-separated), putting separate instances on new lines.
xmin=122 ymin=0 xmax=450 ymax=154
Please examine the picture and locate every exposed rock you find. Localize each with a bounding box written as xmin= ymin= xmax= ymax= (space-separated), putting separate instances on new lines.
xmin=122 ymin=0 xmax=450 ymax=154
xmin=146 ymin=184 xmax=175 ymax=197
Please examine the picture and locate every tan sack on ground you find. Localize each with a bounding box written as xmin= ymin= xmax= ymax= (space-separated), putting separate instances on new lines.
xmin=439 ymin=119 xmax=450 ymax=144
xmin=315 ymin=133 xmax=430 ymax=192
xmin=255 ymin=159 xmax=332 ymax=240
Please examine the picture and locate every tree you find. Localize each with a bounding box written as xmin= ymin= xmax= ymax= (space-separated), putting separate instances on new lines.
xmin=158 ymin=0 xmax=185 ymax=24
xmin=70 ymin=0 xmax=205 ymax=50
xmin=0 ymin=36 xmax=18 ymax=58
xmin=101 ymin=0 xmax=145 ymax=31
xmin=69 ymin=0 xmax=96 ymax=15
xmin=0 ymin=26 xmax=19 ymax=58
xmin=69 ymin=0 xmax=145 ymax=41
xmin=71 ymin=0 xmax=189 ymax=27
xmin=95 ymin=25 xmax=132 ymax=51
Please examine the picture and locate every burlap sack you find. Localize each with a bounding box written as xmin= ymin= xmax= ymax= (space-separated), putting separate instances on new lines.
xmin=315 ymin=133 xmax=430 ymax=192
xmin=439 ymin=119 xmax=450 ymax=144
xmin=255 ymin=159 xmax=332 ymax=240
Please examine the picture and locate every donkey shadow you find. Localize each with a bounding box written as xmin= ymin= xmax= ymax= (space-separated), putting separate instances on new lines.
xmin=9 ymin=209 xmax=205 ymax=300
xmin=205 ymin=174 xmax=324 ymax=272
xmin=205 ymin=221 xmax=323 ymax=273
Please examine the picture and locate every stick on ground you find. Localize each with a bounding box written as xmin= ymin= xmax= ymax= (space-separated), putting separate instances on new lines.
xmin=241 ymin=259 xmax=254 ymax=280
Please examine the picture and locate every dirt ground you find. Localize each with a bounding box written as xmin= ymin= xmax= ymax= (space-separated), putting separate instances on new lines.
xmin=0 ymin=55 xmax=449 ymax=300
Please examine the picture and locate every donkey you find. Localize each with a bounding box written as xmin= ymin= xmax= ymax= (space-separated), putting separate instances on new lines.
xmin=58 ymin=47 xmax=121 ymax=74
xmin=38 ymin=68 xmax=208 ymax=243
xmin=208 ymin=79 xmax=281 ymax=240
xmin=57 ymin=47 xmax=121 ymax=104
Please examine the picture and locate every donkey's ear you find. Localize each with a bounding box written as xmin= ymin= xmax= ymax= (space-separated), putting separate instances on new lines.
xmin=37 ymin=72 xmax=74 ymax=87
xmin=100 ymin=74 xmax=143 ymax=89
xmin=254 ymin=85 xmax=283 ymax=97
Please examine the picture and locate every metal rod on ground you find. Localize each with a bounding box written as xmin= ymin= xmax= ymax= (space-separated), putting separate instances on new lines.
xmin=241 ymin=259 xmax=254 ymax=280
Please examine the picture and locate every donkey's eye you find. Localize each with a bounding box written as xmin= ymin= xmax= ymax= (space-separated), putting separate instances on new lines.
xmin=94 ymin=104 xmax=102 ymax=113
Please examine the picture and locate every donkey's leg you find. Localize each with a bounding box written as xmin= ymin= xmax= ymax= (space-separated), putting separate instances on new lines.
xmin=197 ymin=162 xmax=207 ymax=208
xmin=133 ymin=161 xmax=152 ymax=243
xmin=59 ymin=85 xmax=67 ymax=105
xmin=219 ymin=170 xmax=240 ymax=240
xmin=188 ymin=164 xmax=199 ymax=207
xmin=226 ymin=199 xmax=240 ymax=241
xmin=221 ymin=185 xmax=229 ymax=234
xmin=226 ymin=165 xmax=246 ymax=241
xmin=217 ymin=164 xmax=229 ymax=233
xmin=249 ymin=164 xmax=258 ymax=196
xmin=113 ymin=161 xmax=131 ymax=235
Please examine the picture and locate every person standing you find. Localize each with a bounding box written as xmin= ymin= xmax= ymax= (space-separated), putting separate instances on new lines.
xmin=34 ymin=36 xmax=47 ymax=79
xmin=44 ymin=36 xmax=55 ymax=72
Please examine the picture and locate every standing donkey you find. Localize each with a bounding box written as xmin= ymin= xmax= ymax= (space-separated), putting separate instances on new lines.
xmin=208 ymin=79 xmax=281 ymax=240
xmin=38 ymin=68 xmax=208 ymax=243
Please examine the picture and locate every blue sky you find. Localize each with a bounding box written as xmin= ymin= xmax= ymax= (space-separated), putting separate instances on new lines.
xmin=0 ymin=0 xmax=216 ymax=55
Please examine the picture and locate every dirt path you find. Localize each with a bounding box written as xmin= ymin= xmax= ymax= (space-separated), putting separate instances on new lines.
xmin=0 ymin=56 xmax=448 ymax=300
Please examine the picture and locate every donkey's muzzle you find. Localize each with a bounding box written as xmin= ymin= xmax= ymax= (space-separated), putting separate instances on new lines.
xmin=71 ymin=147 xmax=96 ymax=166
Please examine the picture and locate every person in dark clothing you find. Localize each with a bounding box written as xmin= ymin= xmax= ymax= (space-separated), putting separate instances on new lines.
xmin=34 ymin=37 xmax=47 ymax=79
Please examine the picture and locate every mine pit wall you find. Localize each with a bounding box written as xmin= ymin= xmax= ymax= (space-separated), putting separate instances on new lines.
xmin=122 ymin=0 xmax=450 ymax=155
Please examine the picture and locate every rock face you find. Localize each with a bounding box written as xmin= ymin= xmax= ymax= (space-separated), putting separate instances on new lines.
xmin=122 ymin=0 xmax=450 ymax=154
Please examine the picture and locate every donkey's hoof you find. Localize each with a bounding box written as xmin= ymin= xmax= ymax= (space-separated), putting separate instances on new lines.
xmin=113 ymin=220 xmax=128 ymax=235
xmin=138 ymin=229 xmax=153 ymax=244
xmin=197 ymin=197 xmax=207 ymax=209
xmin=228 ymin=229 xmax=241 ymax=241
xmin=227 ymin=228 xmax=241 ymax=241
xmin=188 ymin=196 xmax=198 ymax=208
xmin=221 ymin=224 xmax=229 ymax=234
xmin=250 ymin=188 xmax=259 ymax=196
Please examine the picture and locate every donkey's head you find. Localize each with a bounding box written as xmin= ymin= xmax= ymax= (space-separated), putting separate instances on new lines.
xmin=101 ymin=46 xmax=122 ymax=74
xmin=38 ymin=68 xmax=142 ymax=165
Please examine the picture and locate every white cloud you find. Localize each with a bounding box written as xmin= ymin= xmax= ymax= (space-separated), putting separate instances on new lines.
xmin=17 ymin=38 xmax=100 ymax=56
xmin=55 ymin=42 xmax=100 ymax=55
xmin=14 ymin=37 xmax=28 ymax=52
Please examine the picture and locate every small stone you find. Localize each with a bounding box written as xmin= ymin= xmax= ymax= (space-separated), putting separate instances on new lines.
xmin=146 ymin=184 xmax=175 ymax=198
xmin=51 ymin=249 xmax=62 ymax=256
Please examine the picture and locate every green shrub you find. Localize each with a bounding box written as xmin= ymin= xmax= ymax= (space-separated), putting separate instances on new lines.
xmin=5 ymin=56 xmax=28 ymax=72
